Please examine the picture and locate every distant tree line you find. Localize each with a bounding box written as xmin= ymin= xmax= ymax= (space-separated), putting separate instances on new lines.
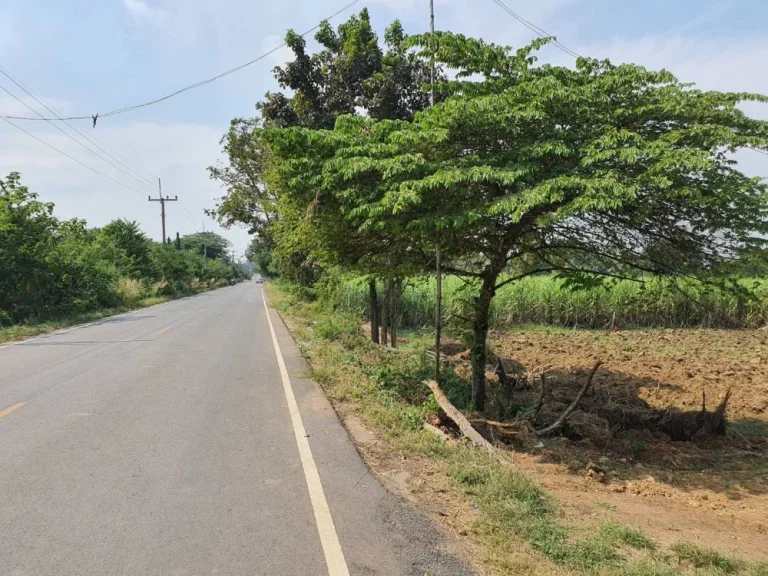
xmin=0 ymin=172 xmax=249 ymax=326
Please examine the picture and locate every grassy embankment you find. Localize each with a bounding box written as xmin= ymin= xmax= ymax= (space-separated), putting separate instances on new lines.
xmin=266 ymin=280 xmax=767 ymax=576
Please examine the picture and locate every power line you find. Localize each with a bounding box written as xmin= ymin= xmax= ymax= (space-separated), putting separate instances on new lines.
xmin=490 ymin=0 xmax=582 ymax=59
xmin=178 ymin=200 xmax=202 ymax=227
xmin=0 ymin=66 xmax=159 ymax=187
xmin=0 ymin=82 xmax=156 ymax=192
xmin=0 ymin=0 xmax=361 ymax=123
xmin=0 ymin=71 xmax=212 ymax=212
xmin=0 ymin=115 xmax=147 ymax=196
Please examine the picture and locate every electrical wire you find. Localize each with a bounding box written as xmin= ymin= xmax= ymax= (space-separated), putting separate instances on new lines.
xmin=0 ymin=0 xmax=361 ymax=123
xmin=0 ymin=66 xmax=159 ymax=187
xmin=178 ymin=200 xmax=202 ymax=227
xmin=490 ymin=0 xmax=582 ymax=59
xmin=0 ymin=83 xmax=157 ymax=192
xmin=0 ymin=115 xmax=147 ymax=196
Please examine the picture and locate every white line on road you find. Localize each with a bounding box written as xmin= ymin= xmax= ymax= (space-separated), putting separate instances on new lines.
xmin=261 ymin=287 xmax=350 ymax=576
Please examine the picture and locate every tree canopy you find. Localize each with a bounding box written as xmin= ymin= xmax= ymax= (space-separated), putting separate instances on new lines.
xmin=180 ymin=231 xmax=231 ymax=261
xmin=264 ymin=33 xmax=768 ymax=408
xmin=208 ymin=10 xmax=441 ymax=282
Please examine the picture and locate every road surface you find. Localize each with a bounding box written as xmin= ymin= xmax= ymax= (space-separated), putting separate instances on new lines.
xmin=0 ymin=282 xmax=471 ymax=575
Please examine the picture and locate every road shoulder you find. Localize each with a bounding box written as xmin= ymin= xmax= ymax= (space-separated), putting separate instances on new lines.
xmin=263 ymin=288 xmax=474 ymax=576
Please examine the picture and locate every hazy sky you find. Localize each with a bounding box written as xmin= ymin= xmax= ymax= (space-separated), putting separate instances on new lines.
xmin=1 ymin=0 xmax=767 ymax=255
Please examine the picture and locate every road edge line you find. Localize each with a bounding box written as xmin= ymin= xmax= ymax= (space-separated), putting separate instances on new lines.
xmin=261 ymin=286 xmax=350 ymax=576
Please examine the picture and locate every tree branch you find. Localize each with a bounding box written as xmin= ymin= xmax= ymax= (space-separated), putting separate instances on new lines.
xmin=536 ymin=361 xmax=602 ymax=436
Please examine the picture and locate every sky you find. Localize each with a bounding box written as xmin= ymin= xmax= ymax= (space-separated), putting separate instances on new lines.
xmin=1 ymin=0 xmax=767 ymax=256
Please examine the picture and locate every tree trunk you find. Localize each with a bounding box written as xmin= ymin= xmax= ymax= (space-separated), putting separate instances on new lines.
xmin=470 ymin=271 xmax=499 ymax=412
xmin=434 ymin=247 xmax=442 ymax=381
xmin=369 ymin=279 xmax=380 ymax=344
xmin=381 ymin=280 xmax=389 ymax=346
xmin=387 ymin=276 xmax=396 ymax=348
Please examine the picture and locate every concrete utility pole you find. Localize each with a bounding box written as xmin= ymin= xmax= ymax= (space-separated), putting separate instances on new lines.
xmin=202 ymin=221 xmax=207 ymax=269
xmin=430 ymin=0 xmax=442 ymax=382
xmin=148 ymin=178 xmax=177 ymax=250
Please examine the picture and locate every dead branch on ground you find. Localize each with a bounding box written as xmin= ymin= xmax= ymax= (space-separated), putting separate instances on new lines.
xmin=531 ymin=372 xmax=547 ymax=423
xmin=536 ymin=361 xmax=603 ymax=436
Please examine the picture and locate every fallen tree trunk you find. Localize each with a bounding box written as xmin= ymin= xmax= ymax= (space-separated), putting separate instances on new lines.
xmin=424 ymin=380 xmax=495 ymax=453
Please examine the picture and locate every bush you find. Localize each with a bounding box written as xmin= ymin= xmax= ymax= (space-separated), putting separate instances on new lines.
xmin=114 ymin=278 xmax=144 ymax=306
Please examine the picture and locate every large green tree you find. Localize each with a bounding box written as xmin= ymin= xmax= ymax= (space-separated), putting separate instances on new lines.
xmin=209 ymin=11 xmax=440 ymax=283
xmin=180 ymin=231 xmax=231 ymax=261
xmin=99 ymin=219 xmax=150 ymax=276
xmin=265 ymin=33 xmax=768 ymax=409
xmin=0 ymin=172 xmax=60 ymax=321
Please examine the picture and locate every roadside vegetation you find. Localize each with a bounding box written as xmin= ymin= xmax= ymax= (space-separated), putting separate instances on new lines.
xmin=268 ymin=281 xmax=768 ymax=576
xmin=328 ymin=274 xmax=768 ymax=330
xmin=0 ymin=172 xmax=249 ymax=342
xmin=209 ymin=8 xmax=768 ymax=574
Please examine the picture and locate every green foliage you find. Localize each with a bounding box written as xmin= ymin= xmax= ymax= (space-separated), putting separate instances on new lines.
xmin=245 ymin=234 xmax=276 ymax=277
xmin=328 ymin=274 xmax=768 ymax=329
xmin=180 ymin=231 xmax=231 ymax=261
xmin=209 ymin=11 xmax=442 ymax=284
xmin=98 ymin=218 xmax=150 ymax=276
xmin=265 ymin=31 xmax=768 ymax=408
xmin=0 ymin=173 xmax=247 ymax=328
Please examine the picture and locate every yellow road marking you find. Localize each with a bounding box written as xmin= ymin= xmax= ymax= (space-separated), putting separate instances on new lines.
xmin=261 ymin=287 xmax=350 ymax=576
xmin=0 ymin=402 xmax=27 ymax=419
xmin=153 ymin=326 xmax=170 ymax=337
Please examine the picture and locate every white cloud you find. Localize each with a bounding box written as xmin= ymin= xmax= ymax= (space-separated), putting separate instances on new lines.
xmin=122 ymin=0 xmax=170 ymax=27
xmin=0 ymin=95 xmax=73 ymax=118
xmin=261 ymin=35 xmax=296 ymax=69
xmin=0 ymin=121 xmax=250 ymax=254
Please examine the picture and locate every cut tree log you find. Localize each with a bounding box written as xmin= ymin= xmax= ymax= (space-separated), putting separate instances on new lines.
xmin=424 ymin=380 xmax=495 ymax=453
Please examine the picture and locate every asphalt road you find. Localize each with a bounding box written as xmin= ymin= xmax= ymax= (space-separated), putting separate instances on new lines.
xmin=0 ymin=282 xmax=471 ymax=576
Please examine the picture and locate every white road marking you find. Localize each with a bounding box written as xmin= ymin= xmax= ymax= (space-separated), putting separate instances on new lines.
xmin=261 ymin=287 xmax=350 ymax=576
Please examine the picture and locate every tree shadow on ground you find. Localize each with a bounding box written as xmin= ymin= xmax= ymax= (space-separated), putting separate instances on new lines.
xmin=476 ymin=360 xmax=768 ymax=498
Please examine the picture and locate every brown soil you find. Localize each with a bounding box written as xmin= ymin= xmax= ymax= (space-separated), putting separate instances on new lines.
xmin=480 ymin=328 xmax=768 ymax=561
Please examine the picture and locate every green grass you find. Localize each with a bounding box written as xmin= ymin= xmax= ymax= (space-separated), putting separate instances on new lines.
xmin=671 ymin=542 xmax=745 ymax=574
xmin=266 ymin=280 xmax=763 ymax=576
xmin=600 ymin=523 xmax=657 ymax=551
xmin=330 ymin=274 xmax=768 ymax=330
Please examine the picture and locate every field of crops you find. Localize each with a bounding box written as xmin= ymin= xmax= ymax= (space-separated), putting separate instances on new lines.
xmin=330 ymin=275 xmax=768 ymax=330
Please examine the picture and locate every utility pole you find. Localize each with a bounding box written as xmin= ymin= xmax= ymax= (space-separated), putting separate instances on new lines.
xmin=430 ymin=0 xmax=435 ymax=108
xmin=147 ymin=178 xmax=177 ymax=250
xmin=202 ymin=221 xmax=207 ymax=269
xmin=430 ymin=0 xmax=442 ymax=382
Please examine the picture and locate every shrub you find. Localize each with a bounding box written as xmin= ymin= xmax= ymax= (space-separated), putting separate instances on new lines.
xmin=114 ymin=277 xmax=144 ymax=306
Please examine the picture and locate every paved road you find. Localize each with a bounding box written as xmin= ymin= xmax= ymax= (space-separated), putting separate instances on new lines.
xmin=0 ymin=282 xmax=471 ymax=576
